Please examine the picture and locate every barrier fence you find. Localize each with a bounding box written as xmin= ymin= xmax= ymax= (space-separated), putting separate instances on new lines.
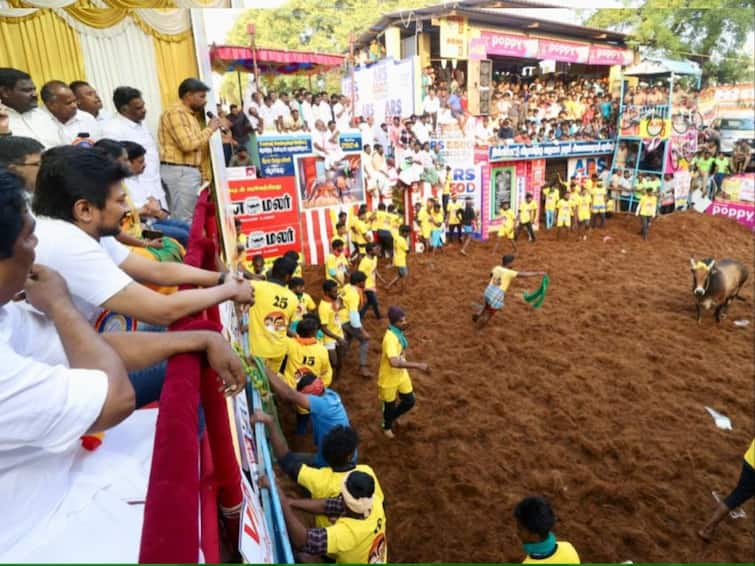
xmin=139 ymin=188 xmax=293 ymax=563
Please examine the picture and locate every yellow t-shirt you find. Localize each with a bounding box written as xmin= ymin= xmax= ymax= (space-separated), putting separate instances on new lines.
xmin=292 ymin=291 xmax=317 ymax=323
xmin=370 ymin=210 xmax=383 ymax=232
xmin=282 ymin=336 xmax=332 ymax=388
xmin=378 ymin=330 xmax=409 ymax=389
xmin=443 ymin=175 xmax=452 ymax=195
xmin=393 ymin=236 xmax=408 ymax=268
xmin=490 ymin=265 xmax=518 ymax=292
xmin=584 ymin=178 xmax=594 ymax=191
xmin=447 ymin=201 xmax=462 ymax=225
xmin=326 ymin=498 xmax=387 ymax=564
xmin=498 ymin=209 xmax=516 ymax=236
xmin=556 ymin=198 xmax=572 ymax=221
xmin=577 ymin=194 xmax=591 ymax=220
xmin=358 ymin=255 xmax=378 ymax=290
xmin=318 ymin=298 xmax=344 ymax=344
xmin=543 ymin=187 xmax=559 ymax=211
xmin=744 ymin=439 xmax=754 ymax=467
xmin=416 ymin=207 xmax=432 ymax=238
xmin=591 ymin=186 xmax=607 ymax=209
xmin=296 ymin=463 xmax=384 ymax=528
xmin=519 ymin=201 xmax=538 ymax=223
xmin=638 ymin=194 xmax=657 ymax=216
xmin=325 ymin=252 xmax=349 ymax=286
xmin=340 ymin=284 xmax=362 ymax=318
xmin=431 ymin=210 xmax=444 ymax=228
xmin=248 ymin=281 xmax=298 ymax=358
xmin=522 ymin=540 xmax=580 ymax=564
xmin=350 ymin=218 xmax=368 ymax=245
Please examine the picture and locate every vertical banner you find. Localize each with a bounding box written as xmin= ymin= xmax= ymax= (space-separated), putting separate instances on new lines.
xmin=344 ymin=58 xmax=415 ymax=124
xmin=230 ymin=177 xmax=302 ymax=261
xmin=439 ymin=16 xmax=469 ymax=59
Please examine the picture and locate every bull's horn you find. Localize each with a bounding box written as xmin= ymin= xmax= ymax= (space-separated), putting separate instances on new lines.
xmin=689 ymin=258 xmax=696 ymax=268
xmin=708 ymin=259 xmax=716 ymax=269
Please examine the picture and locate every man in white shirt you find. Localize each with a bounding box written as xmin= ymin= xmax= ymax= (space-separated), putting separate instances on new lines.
xmin=333 ymin=94 xmax=352 ymax=130
xmin=422 ymin=86 xmax=440 ymax=131
xmin=40 ymin=80 xmax=100 ymax=144
xmin=361 ymin=144 xmax=377 ymax=196
xmin=273 ymin=91 xmax=292 ymax=132
xmin=0 ymin=169 xmax=246 ymax=562
xmin=0 ymin=67 xmax=64 ymax=148
xmin=102 ymin=86 xmax=166 ymax=208
xmin=359 ymin=115 xmax=374 ymax=147
xmin=318 ymin=93 xmax=333 ymax=125
xmin=300 ymin=92 xmax=315 ymax=130
xmin=258 ymin=95 xmax=278 ymax=134
xmin=412 ymin=113 xmax=430 ymax=145
xmin=474 ymin=115 xmax=496 ymax=146
xmin=70 ymin=80 xmax=112 ymax=124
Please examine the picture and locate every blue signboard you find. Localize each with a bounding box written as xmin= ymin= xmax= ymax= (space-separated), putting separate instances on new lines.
xmin=489 ymin=140 xmax=616 ymax=162
xmin=257 ymin=135 xmax=313 ymax=177
xmin=338 ymin=132 xmax=363 ymax=153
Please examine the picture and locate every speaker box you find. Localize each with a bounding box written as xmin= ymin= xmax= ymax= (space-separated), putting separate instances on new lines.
xmin=467 ymin=59 xmax=492 ymax=115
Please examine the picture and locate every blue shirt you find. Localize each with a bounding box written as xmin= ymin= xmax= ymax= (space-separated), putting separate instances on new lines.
xmin=448 ymin=94 xmax=462 ymax=112
xmin=308 ymin=389 xmax=353 ymax=467
xmin=600 ymin=102 xmax=612 ymax=120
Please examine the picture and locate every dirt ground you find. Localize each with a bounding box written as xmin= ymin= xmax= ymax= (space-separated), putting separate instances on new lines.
xmin=283 ymin=210 xmax=754 ymax=563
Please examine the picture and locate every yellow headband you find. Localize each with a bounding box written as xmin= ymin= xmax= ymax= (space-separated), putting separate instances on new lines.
xmin=694 ymin=261 xmax=711 ymax=271
xmin=341 ymin=473 xmax=373 ymax=519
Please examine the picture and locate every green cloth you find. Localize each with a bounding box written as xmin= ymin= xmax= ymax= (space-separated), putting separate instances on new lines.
xmin=523 ymin=274 xmax=550 ymax=309
xmin=388 ymin=324 xmax=408 ymax=350
xmin=146 ymin=236 xmax=184 ymax=263
xmin=714 ymin=157 xmax=730 ymax=174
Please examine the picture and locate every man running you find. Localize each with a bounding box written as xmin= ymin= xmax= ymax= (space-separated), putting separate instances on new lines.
xmin=473 ymin=255 xmax=546 ymax=328
xmin=378 ymin=306 xmax=430 ymax=439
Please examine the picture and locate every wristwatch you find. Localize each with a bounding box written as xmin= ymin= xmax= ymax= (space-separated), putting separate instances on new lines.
xmin=217 ymin=272 xmax=227 ymax=285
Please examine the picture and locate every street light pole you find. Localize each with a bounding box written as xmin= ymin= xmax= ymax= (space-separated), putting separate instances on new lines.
xmin=349 ymin=31 xmax=356 ymax=122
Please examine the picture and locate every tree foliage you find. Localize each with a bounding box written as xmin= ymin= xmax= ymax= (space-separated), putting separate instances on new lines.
xmin=585 ymin=1 xmax=755 ymax=85
xmin=218 ymin=0 xmax=431 ymax=104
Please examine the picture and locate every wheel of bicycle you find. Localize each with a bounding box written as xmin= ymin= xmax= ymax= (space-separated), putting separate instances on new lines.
xmin=671 ymin=113 xmax=688 ymax=134
xmin=690 ymin=111 xmax=704 ymax=130
xmin=647 ymin=118 xmax=664 ymax=137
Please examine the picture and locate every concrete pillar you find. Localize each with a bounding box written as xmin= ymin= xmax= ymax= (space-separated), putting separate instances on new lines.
xmin=385 ymin=27 xmax=401 ymax=60
xmin=417 ymin=32 xmax=431 ymax=68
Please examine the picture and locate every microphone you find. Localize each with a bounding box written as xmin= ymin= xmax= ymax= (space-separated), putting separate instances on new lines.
xmin=206 ymin=111 xmax=228 ymax=134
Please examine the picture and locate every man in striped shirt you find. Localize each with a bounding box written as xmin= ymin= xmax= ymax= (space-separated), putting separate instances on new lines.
xmin=157 ymin=78 xmax=220 ymax=223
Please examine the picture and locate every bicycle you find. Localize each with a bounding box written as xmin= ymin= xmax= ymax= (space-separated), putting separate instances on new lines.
xmin=671 ymin=108 xmax=704 ymax=134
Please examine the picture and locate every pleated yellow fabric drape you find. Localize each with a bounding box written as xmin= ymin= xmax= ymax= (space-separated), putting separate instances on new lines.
xmin=152 ymin=32 xmax=199 ymax=109
xmin=62 ymin=5 xmax=130 ymax=28
xmin=0 ymin=9 xmax=86 ymax=85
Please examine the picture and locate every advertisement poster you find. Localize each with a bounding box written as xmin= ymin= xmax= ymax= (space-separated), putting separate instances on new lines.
xmin=567 ymin=155 xmax=611 ymax=179
xmin=439 ymin=15 xmax=468 ymax=59
xmin=229 ymin=176 xmax=302 ymax=261
xmin=674 ymin=169 xmax=691 ymax=208
xmin=704 ymin=174 xmax=755 ymax=230
xmin=257 ymin=135 xmax=313 ymax=178
xmin=295 ymin=154 xmax=364 ymax=210
xmin=344 ymin=58 xmax=415 ymax=124
xmin=489 ymin=140 xmax=616 ymax=161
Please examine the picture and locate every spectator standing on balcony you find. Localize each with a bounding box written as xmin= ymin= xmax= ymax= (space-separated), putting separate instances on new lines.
xmin=422 ymin=86 xmax=440 ymax=132
xmin=158 ymin=78 xmax=220 ymax=223
xmin=70 ymin=80 xmax=112 ymax=124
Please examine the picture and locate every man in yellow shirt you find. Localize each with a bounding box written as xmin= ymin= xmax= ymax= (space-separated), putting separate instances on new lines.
xmin=289 ymin=276 xmax=317 ymax=333
xmin=415 ymin=198 xmax=434 ymax=251
xmin=699 ymin=439 xmax=755 ymax=542
xmin=341 ymin=271 xmax=371 ymax=377
xmin=542 ymin=185 xmax=559 ymax=230
xmin=515 ymin=192 xmax=538 ymax=242
xmin=325 ymin=239 xmax=349 ymax=287
xmin=373 ymin=202 xmax=394 ymax=260
xmin=385 ymin=225 xmax=411 ymax=291
xmin=283 ymin=315 xmax=333 ymax=390
xmin=575 ymin=187 xmax=591 ymax=239
xmin=319 ymin=280 xmax=346 ymax=379
xmin=251 ymin=413 xmax=382 ymax=528
xmin=357 ymin=242 xmax=385 ymax=320
xmin=279 ymin=470 xmax=387 ymax=564
xmin=493 ymin=201 xmax=517 ymax=254
xmin=446 ymin=193 xmax=463 ymax=243
xmin=158 ymin=78 xmax=220 ymax=223
xmin=429 ymin=202 xmax=445 ymax=253
xmin=555 ymin=194 xmax=572 ymax=241
xmin=515 ymin=496 xmax=580 ymax=564
xmin=442 ymin=164 xmax=452 ymax=212
xmin=248 ymin=257 xmax=299 ymax=372
xmin=635 ymin=187 xmax=657 ymax=240
xmin=349 ymin=205 xmax=370 ymax=261
xmin=378 ymin=306 xmax=430 ymax=439
xmin=473 ymin=254 xmax=546 ymax=328
xmin=590 ymin=181 xmax=607 ymax=228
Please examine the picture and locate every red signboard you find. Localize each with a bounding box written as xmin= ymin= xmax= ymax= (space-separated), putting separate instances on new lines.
xmin=229 ymin=176 xmax=302 ymax=260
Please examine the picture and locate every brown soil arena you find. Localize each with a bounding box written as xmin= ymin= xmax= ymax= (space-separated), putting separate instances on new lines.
xmin=279 ymin=210 xmax=754 ymax=562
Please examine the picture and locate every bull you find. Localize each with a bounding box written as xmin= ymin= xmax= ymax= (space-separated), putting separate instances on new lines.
xmin=689 ymin=257 xmax=749 ymax=323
